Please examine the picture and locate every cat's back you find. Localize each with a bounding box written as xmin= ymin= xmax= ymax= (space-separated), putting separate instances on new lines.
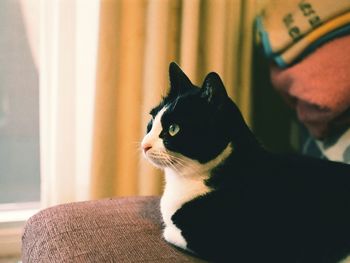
xmin=239 ymin=150 xmax=350 ymax=210
xmin=265 ymin=151 xmax=350 ymax=191
xmin=173 ymin=152 xmax=350 ymax=262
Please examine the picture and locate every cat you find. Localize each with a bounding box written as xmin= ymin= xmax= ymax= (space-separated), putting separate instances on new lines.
xmin=141 ymin=62 xmax=350 ymax=263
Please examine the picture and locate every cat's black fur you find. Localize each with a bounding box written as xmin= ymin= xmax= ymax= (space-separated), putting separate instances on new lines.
xmin=150 ymin=62 xmax=350 ymax=263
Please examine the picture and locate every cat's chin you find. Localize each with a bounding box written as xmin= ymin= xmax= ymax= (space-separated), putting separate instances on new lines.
xmin=144 ymin=149 xmax=180 ymax=170
xmin=147 ymin=159 xmax=167 ymax=169
xmin=144 ymin=153 xmax=168 ymax=169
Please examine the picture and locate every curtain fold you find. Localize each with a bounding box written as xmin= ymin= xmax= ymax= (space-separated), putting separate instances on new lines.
xmin=139 ymin=0 xmax=179 ymax=196
xmin=91 ymin=0 xmax=258 ymax=198
xmin=179 ymin=0 xmax=200 ymax=82
xmin=91 ymin=0 xmax=148 ymax=198
xmin=38 ymin=0 xmax=100 ymax=206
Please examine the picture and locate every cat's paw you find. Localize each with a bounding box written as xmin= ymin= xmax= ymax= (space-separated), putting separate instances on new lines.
xmin=163 ymin=225 xmax=187 ymax=250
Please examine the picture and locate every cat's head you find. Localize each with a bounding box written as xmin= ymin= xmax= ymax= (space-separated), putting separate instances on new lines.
xmin=141 ymin=62 xmax=254 ymax=175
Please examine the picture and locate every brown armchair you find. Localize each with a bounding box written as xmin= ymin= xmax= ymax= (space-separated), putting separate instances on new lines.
xmin=21 ymin=196 xmax=207 ymax=262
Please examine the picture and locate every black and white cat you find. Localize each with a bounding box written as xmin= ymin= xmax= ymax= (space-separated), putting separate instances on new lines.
xmin=141 ymin=62 xmax=350 ymax=263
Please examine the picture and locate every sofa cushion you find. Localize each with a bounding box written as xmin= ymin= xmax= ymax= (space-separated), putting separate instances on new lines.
xmin=22 ymin=196 xmax=207 ymax=262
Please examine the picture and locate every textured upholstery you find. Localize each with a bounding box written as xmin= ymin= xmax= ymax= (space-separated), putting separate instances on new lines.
xmin=22 ymin=196 xmax=207 ymax=263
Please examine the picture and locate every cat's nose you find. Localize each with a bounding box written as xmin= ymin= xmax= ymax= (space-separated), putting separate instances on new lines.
xmin=142 ymin=143 xmax=152 ymax=153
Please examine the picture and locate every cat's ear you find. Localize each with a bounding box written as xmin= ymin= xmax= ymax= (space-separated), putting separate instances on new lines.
xmin=168 ymin=62 xmax=193 ymax=98
xmin=201 ymin=72 xmax=228 ymax=106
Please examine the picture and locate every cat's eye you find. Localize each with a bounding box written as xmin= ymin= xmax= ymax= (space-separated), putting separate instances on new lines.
xmin=168 ymin=124 xmax=180 ymax=136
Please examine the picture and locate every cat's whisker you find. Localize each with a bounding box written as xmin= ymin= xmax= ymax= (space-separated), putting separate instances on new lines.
xmin=148 ymin=151 xmax=174 ymax=167
xmin=149 ymin=152 xmax=187 ymax=173
xmin=167 ymin=155 xmax=195 ymax=168
xmin=166 ymin=157 xmax=201 ymax=176
xmin=148 ymin=150 xmax=205 ymax=176
xmin=167 ymin=153 xmax=212 ymax=175
xmin=163 ymin=153 xmax=186 ymax=167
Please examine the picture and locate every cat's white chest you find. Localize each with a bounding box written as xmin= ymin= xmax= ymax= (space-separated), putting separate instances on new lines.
xmin=160 ymin=168 xmax=211 ymax=249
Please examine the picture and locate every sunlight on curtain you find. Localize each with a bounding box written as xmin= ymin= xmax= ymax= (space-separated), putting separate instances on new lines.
xmin=91 ymin=0 xmax=258 ymax=198
xmin=39 ymin=0 xmax=100 ymax=206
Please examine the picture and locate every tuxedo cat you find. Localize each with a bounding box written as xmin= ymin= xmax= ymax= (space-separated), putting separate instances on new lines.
xmin=141 ymin=62 xmax=350 ymax=263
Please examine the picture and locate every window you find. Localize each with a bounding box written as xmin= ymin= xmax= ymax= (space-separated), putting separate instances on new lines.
xmin=0 ymin=0 xmax=40 ymax=259
xmin=0 ymin=0 xmax=40 ymax=205
xmin=0 ymin=0 xmax=100 ymax=258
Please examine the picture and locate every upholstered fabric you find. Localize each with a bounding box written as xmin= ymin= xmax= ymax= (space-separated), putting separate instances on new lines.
xmin=22 ymin=196 xmax=207 ymax=262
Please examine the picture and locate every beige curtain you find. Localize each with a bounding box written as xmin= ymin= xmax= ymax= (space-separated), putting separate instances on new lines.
xmin=91 ymin=0 xmax=258 ymax=198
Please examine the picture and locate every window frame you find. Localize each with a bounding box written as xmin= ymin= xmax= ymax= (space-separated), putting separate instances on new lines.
xmin=0 ymin=203 xmax=39 ymax=257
